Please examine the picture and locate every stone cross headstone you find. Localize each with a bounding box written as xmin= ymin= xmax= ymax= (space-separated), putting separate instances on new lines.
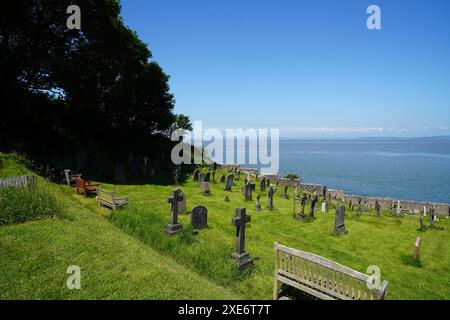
xmin=191 ymin=205 xmax=208 ymax=229
xmin=255 ymin=194 xmax=261 ymax=211
xmin=268 ymin=186 xmax=275 ymax=210
xmin=334 ymin=205 xmax=346 ymax=235
xmin=220 ymin=174 xmax=226 ymax=183
xmin=375 ymin=201 xmax=381 ymax=217
xmin=244 ymin=183 xmax=253 ymax=201
xmin=413 ymin=236 xmax=421 ymax=259
xmin=260 ymin=178 xmax=266 ymax=192
xmin=202 ymin=182 xmax=211 ymax=195
xmin=193 ymin=169 xmax=200 ymax=181
xmin=231 ymin=207 xmax=253 ymax=269
xmin=225 ymin=174 xmax=234 ymax=191
xmin=165 ymin=189 xmax=184 ymax=235
xmin=308 ymin=194 xmax=318 ymax=218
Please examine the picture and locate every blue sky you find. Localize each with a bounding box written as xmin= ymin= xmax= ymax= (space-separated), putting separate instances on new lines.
xmin=120 ymin=0 xmax=450 ymax=138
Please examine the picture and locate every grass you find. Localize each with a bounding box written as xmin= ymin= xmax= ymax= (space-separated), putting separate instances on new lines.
xmin=1 ymin=155 xmax=450 ymax=299
xmin=0 ymin=155 xmax=238 ymax=299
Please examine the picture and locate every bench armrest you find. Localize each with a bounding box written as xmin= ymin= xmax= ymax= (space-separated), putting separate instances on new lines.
xmin=114 ymin=196 xmax=129 ymax=201
xmin=379 ymin=280 xmax=388 ymax=299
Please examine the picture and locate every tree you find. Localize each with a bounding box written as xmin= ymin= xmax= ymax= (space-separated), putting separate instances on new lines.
xmin=0 ymin=0 xmax=189 ymax=180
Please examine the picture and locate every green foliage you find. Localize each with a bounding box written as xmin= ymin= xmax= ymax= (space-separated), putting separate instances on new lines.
xmin=284 ymin=172 xmax=300 ymax=180
xmin=0 ymin=184 xmax=66 ymax=225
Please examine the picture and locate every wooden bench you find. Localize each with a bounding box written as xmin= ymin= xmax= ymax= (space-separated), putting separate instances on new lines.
xmin=273 ymin=242 xmax=388 ymax=300
xmin=97 ymin=188 xmax=129 ymax=210
xmin=64 ymin=169 xmax=81 ymax=187
xmin=75 ymin=178 xmax=100 ymax=197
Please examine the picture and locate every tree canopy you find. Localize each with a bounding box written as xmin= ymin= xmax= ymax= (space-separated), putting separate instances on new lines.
xmin=1 ymin=0 xmax=191 ymax=181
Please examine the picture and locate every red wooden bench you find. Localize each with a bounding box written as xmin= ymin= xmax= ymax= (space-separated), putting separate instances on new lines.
xmin=75 ymin=178 xmax=100 ymax=197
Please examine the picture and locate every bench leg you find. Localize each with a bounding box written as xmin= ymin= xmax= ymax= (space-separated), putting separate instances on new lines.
xmin=273 ymin=276 xmax=279 ymax=300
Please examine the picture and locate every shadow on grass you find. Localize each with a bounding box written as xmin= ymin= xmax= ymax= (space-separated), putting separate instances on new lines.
xmin=401 ymin=254 xmax=423 ymax=268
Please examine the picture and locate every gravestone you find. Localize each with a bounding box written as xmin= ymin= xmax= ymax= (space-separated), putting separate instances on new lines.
xmin=231 ymin=207 xmax=253 ymax=269
xmin=165 ymin=189 xmax=184 ymax=235
xmin=198 ymin=173 xmax=205 ymax=187
xmin=202 ymin=182 xmax=211 ymax=195
xmin=191 ymin=205 xmax=208 ymax=229
xmin=395 ymin=200 xmax=403 ymax=217
xmin=204 ymin=172 xmax=211 ymax=182
xmin=251 ymin=183 xmax=256 ymax=191
xmin=430 ymin=208 xmax=436 ymax=227
xmin=193 ymin=169 xmax=200 ymax=181
xmin=244 ymin=183 xmax=253 ymax=201
xmin=224 ymin=195 xmax=230 ymax=202
xmin=178 ymin=190 xmax=186 ymax=214
xmin=225 ymin=174 xmax=234 ymax=191
xmin=413 ymin=237 xmax=421 ymax=259
xmin=334 ymin=205 xmax=346 ymax=235
xmin=173 ymin=165 xmax=181 ymax=185
xmin=220 ymin=175 xmax=226 ymax=183
xmin=282 ymin=185 xmax=289 ymax=199
xmin=236 ymin=170 xmax=241 ymax=181
xmin=297 ymin=193 xmax=308 ymax=219
xmin=255 ymin=194 xmax=261 ymax=211
xmin=322 ymin=186 xmax=327 ymax=199
xmin=422 ymin=206 xmax=427 ymax=216
xmin=375 ymin=201 xmax=381 ymax=217
xmin=418 ymin=215 xmax=424 ymax=231
xmin=260 ymin=178 xmax=266 ymax=191
xmin=212 ymin=171 xmax=216 ymax=183
xmin=267 ymin=179 xmax=271 ymax=187
xmin=268 ymin=186 xmax=275 ymax=210
xmin=321 ymin=201 xmax=327 ymax=213
xmin=308 ymin=194 xmax=318 ymax=218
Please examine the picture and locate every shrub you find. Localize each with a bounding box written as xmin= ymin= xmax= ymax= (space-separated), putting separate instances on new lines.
xmin=0 ymin=184 xmax=65 ymax=225
xmin=284 ymin=172 xmax=300 ymax=180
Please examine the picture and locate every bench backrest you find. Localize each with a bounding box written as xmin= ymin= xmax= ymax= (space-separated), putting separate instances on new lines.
xmin=97 ymin=188 xmax=114 ymax=203
xmin=75 ymin=178 xmax=85 ymax=190
xmin=274 ymin=242 xmax=386 ymax=300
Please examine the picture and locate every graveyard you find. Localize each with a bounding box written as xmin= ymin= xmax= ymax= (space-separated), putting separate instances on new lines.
xmin=1 ymin=155 xmax=450 ymax=299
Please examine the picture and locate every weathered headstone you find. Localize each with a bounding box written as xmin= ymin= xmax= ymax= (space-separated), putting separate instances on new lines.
xmin=375 ymin=201 xmax=381 ymax=217
xmin=255 ymin=194 xmax=261 ymax=211
xmin=418 ymin=215 xmax=424 ymax=231
xmin=165 ymin=189 xmax=184 ymax=235
xmin=282 ymin=185 xmax=289 ymax=199
xmin=231 ymin=207 xmax=253 ymax=269
xmin=178 ymin=190 xmax=186 ymax=214
xmin=322 ymin=186 xmax=327 ymax=199
xmin=191 ymin=205 xmax=208 ymax=229
xmin=244 ymin=183 xmax=253 ymax=201
xmin=198 ymin=173 xmax=205 ymax=187
xmin=204 ymin=172 xmax=211 ymax=182
xmin=308 ymin=194 xmax=318 ymax=218
xmin=173 ymin=165 xmax=181 ymax=185
xmin=202 ymin=182 xmax=211 ymax=195
xmin=413 ymin=237 xmax=421 ymax=259
xmin=430 ymin=208 xmax=436 ymax=227
xmin=422 ymin=206 xmax=427 ymax=216
xmin=334 ymin=205 xmax=346 ymax=235
xmin=225 ymin=174 xmax=234 ymax=191
xmin=220 ymin=174 xmax=226 ymax=183
xmin=321 ymin=201 xmax=327 ymax=213
xmin=193 ymin=169 xmax=200 ymax=181
xmin=268 ymin=186 xmax=275 ymax=210
xmin=395 ymin=200 xmax=403 ymax=217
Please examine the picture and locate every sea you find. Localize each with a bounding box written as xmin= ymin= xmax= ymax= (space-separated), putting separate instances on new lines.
xmin=273 ymin=138 xmax=450 ymax=204
xmin=223 ymin=138 xmax=450 ymax=204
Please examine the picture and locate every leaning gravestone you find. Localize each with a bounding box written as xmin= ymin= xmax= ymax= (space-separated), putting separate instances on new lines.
xmin=334 ymin=205 xmax=346 ymax=235
xmin=165 ymin=189 xmax=184 ymax=235
xmin=268 ymin=186 xmax=275 ymax=210
xmin=193 ymin=169 xmax=200 ymax=181
xmin=231 ymin=207 xmax=253 ymax=269
xmin=191 ymin=205 xmax=208 ymax=229
xmin=225 ymin=174 xmax=234 ymax=191
xmin=202 ymin=182 xmax=211 ymax=195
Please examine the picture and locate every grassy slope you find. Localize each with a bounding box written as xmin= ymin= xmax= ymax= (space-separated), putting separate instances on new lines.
xmin=0 ymin=158 xmax=237 ymax=299
xmin=74 ymin=169 xmax=450 ymax=300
